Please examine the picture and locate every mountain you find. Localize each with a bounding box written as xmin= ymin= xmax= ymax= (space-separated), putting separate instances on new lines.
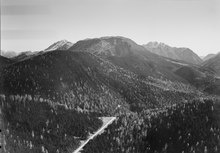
xmin=1 ymin=50 xmax=18 ymax=58
xmin=202 ymin=53 xmax=220 ymax=76
xmin=174 ymin=66 xmax=206 ymax=86
xmin=69 ymin=36 xmax=147 ymax=57
xmin=0 ymin=55 xmax=13 ymax=70
xmin=68 ymin=36 xmax=216 ymax=96
xmin=1 ymin=50 xmax=128 ymax=114
xmin=68 ymin=36 xmax=187 ymax=82
xmin=44 ymin=40 xmax=73 ymax=51
xmin=202 ymin=53 xmax=216 ymax=61
xmin=1 ymin=50 xmax=197 ymax=114
xmin=143 ymin=42 xmax=202 ymax=65
xmin=12 ymin=51 xmax=42 ymax=62
xmin=2 ymin=37 xmax=217 ymax=153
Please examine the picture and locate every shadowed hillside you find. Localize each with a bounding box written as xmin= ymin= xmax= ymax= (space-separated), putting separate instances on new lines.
xmin=0 ymin=94 xmax=102 ymax=153
xmin=1 ymin=50 xmax=198 ymax=114
xmin=0 ymin=56 xmax=13 ymax=68
xmin=202 ymin=53 xmax=220 ymax=76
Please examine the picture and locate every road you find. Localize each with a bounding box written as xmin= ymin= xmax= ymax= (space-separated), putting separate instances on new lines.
xmin=73 ymin=117 xmax=116 ymax=153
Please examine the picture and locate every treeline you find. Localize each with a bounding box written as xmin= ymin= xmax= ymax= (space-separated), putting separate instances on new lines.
xmin=0 ymin=94 xmax=102 ymax=153
xmin=82 ymin=98 xmax=220 ymax=153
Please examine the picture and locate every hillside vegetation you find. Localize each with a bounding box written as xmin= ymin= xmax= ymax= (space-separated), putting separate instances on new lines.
xmin=1 ymin=37 xmax=220 ymax=153
xmin=1 ymin=51 xmax=198 ymax=114
xmin=82 ymin=98 xmax=220 ymax=153
xmin=0 ymin=94 xmax=102 ymax=153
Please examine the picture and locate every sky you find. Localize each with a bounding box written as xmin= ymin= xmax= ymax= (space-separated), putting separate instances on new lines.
xmin=1 ymin=0 xmax=220 ymax=56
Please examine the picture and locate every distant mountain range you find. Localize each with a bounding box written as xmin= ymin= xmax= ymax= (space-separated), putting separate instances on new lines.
xmin=1 ymin=36 xmax=219 ymax=96
xmin=143 ymin=42 xmax=202 ymax=65
xmin=1 ymin=50 xmax=18 ymax=58
xmin=1 ymin=39 xmax=217 ymax=67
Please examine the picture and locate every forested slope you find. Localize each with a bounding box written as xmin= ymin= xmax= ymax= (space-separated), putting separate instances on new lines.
xmin=82 ymin=98 xmax=220 ymax=153
xmin=0 ymin=94 xmax=102 ymax=153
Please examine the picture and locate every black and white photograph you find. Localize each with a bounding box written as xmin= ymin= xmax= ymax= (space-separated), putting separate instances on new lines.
xmin=1 ymin=0 xmax=220 ymax=152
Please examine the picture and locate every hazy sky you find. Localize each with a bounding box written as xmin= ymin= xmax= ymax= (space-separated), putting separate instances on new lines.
xmin=1 ymin=0 xmax=220 ymax=56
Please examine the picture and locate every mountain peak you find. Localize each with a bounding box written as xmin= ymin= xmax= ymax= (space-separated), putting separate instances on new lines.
xmin=45 ymin=39 xmax=74 ymax=51
xmin=69 ymin=36 xmax=147 ymax=57
xmin=143 ymin=42 xmax=202 ymax=64
xmin=145 ymin=41 xmax=170 ymax=49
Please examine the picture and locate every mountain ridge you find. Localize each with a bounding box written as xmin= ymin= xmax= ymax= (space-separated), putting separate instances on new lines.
xmin=202 ymin=52 xmax=220 ymax=76
xmin=202 ymin=53 xmax=216 ymax=61
xmin=68 ymin=36 xmax=189 ymax=82
xmin=143 ymin=41 xmax=202 ymax=65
